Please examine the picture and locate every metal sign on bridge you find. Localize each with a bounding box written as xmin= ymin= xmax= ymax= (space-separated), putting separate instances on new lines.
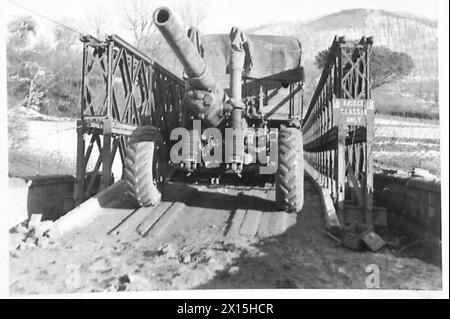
xmin=333 ymin=98 xmax=375 ymax=125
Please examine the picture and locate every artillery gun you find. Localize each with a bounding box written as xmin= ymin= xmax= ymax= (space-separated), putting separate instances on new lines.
xmin=124 ymin=7 xmax=305 ymax=212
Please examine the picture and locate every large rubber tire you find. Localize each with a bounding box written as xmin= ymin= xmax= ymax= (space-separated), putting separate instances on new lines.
xmin=275 ymin=125 xmax=304 ymax=213
xmin=124 ymin=126 xmax=165 ymax=207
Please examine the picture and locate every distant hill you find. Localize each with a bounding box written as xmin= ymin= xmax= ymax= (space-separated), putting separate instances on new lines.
xmin=248 ymin=9 xmax=438 ymax=80
xmin=248 ymin=9 xmax=439 ymax=115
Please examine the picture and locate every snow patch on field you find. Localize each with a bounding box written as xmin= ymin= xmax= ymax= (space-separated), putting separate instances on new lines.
xmin=374 ymin=116 xmax=440 ymax=139
xmin=25 ymin=120 xmax=77 ymax=158
xmin=374 ymin=150 xmax=440 ymax=158
xmin=375 ymin=116 xmax=439 ymax=128
xmin=18 ymin=119 xmax=122 ymax=179
xmin=375 ymin=126 xmax=440 ymax=139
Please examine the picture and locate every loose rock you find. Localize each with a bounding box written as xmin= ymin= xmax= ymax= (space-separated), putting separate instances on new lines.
xmin=37 ymin=237 xmax=50 ymax=249
xmin=25 ymin=237 xmax=36 ymax=245
xmin=11 ymin=224 xmax=28 ymax=234
xmin=228 ymin=265 xmax=239 ymax=275
xmin=159 ymin=243 xmax=178 ymax=259
xmin=38 ymin=221 xmax=54 ymax=234
xmin=28 ymin=214 xmax=42 ymax=229
xmin=9 ymin=233 xmax=23 ymax=250
xmin=181 ymin=254 xmax=191 ymax=264
xmin=89 ymin=258 xmax=112 ymax=273
xmin=118 ymin=274 xmax=130 ymax=291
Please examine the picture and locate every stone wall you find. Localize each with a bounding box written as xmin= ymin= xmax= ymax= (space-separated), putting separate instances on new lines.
xmin=27 ymin=175 xmax=75 ymax=221
xmin=374 ymin=174 xmax=441 ymax=238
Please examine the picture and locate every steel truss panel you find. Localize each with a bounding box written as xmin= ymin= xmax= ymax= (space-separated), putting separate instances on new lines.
xmin=75 ymin=34 xmax=185 ymax=204
xmin=302 ymin=36 xmax=375 ymax=224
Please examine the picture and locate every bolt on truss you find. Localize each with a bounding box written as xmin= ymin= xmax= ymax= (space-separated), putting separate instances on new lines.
xmin=302 ymin=36 xmax=375 ymax=224
xmin=74 ymin=34 xmax=185 ymax=204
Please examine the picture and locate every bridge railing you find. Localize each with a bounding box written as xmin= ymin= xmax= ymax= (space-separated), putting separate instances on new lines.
xmin=75 ymin=34 xmax=185 ymax=204
xmin=302 ymin=36 xmax=375 ymax=224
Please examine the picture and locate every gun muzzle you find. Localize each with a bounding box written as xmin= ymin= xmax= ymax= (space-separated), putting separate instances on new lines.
xmin=153 ymin=7 xmax=215 ymax=90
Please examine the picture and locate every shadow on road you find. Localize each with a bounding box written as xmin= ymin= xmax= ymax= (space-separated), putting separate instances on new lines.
xmin=162 ymin=182 xmax=280 ymax=212
xmin=191 ymin=178 xmax=442 ymax=290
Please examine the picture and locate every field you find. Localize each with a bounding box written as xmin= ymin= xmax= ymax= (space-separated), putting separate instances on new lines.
xmin=373 ymin=115 xmax=441 ymax=177
xmin=8 ymin=107 xmax=122 ymax=180
xmin=372 ymin=80 xmax=439 ymax=120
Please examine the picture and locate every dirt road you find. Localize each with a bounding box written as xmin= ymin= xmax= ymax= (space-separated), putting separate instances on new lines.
xmin=9 ymin=178 xmax=442 ymax=294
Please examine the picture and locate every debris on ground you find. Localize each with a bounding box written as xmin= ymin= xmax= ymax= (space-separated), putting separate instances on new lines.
xmin=228 ymin=266 xmax=239 ymax=275
xmin=327 ymin=222 xmax=386 ymax=252
xmin=10 ymin=214 xmax=55 ymax=251
xmin=159 ymin=243 xmax=178 ymax=259
xmin=411 ymin=168 xmax=436 ymax=180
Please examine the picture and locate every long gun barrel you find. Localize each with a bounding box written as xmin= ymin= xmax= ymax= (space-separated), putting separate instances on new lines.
xmin=153 ymin=7 xmax=216 ymax=91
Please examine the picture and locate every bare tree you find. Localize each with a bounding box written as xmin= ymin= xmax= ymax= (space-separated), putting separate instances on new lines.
xmin=118 ymin=0 xmax=209 ymax=66
xmin=176 ymin=0 xmax=208 ymax=30
xmin=86 ymin=10 xmax=110 ymax=39
xmin=7 ymin=16 xmax=45 ymax=110
xmin=53 ymin=17 xmax=78 ymax=51
xmin=7 ymin=15 xmax=37 ymax=49
xmin=121 ymin=0 xmax=157 ymax=53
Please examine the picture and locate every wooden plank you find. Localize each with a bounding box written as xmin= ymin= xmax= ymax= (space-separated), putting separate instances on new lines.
xmin=227 ymin=209 xmax=246 ymax=238
xmin=256 ymin=212 xmax=271 ymax=239
xmin=257 ymin=211 xmax=287 ymax=238
xmin=136 ymin=201 xmax=173 ymax=236
xmin=150 ymin=201 xmax=187 ymax=238
xmin=239 ymin=209 xmax=262 ymax=237
xmin=49 ymin=181 xmax=127 ymax=238
xmin=107 ymin=206 xmax=148 ymax=236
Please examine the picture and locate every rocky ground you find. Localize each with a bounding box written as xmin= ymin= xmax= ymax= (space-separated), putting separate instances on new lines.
xmin=9 ymin=179 xmax=442 ymax=294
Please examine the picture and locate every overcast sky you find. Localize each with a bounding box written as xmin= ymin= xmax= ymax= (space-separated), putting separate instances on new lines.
xmin=5 ymin=0 xmax=440 ymax=38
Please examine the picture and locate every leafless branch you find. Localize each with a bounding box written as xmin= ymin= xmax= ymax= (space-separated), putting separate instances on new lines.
xmin=176 ymin=0 xmax=209 ymax=30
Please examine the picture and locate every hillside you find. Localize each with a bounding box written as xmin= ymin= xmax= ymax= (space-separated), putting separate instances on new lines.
xmin=248 ymin=9 xmax=439 ymax=113
xmin=249 ymin=9 xmax=438 ymax=78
